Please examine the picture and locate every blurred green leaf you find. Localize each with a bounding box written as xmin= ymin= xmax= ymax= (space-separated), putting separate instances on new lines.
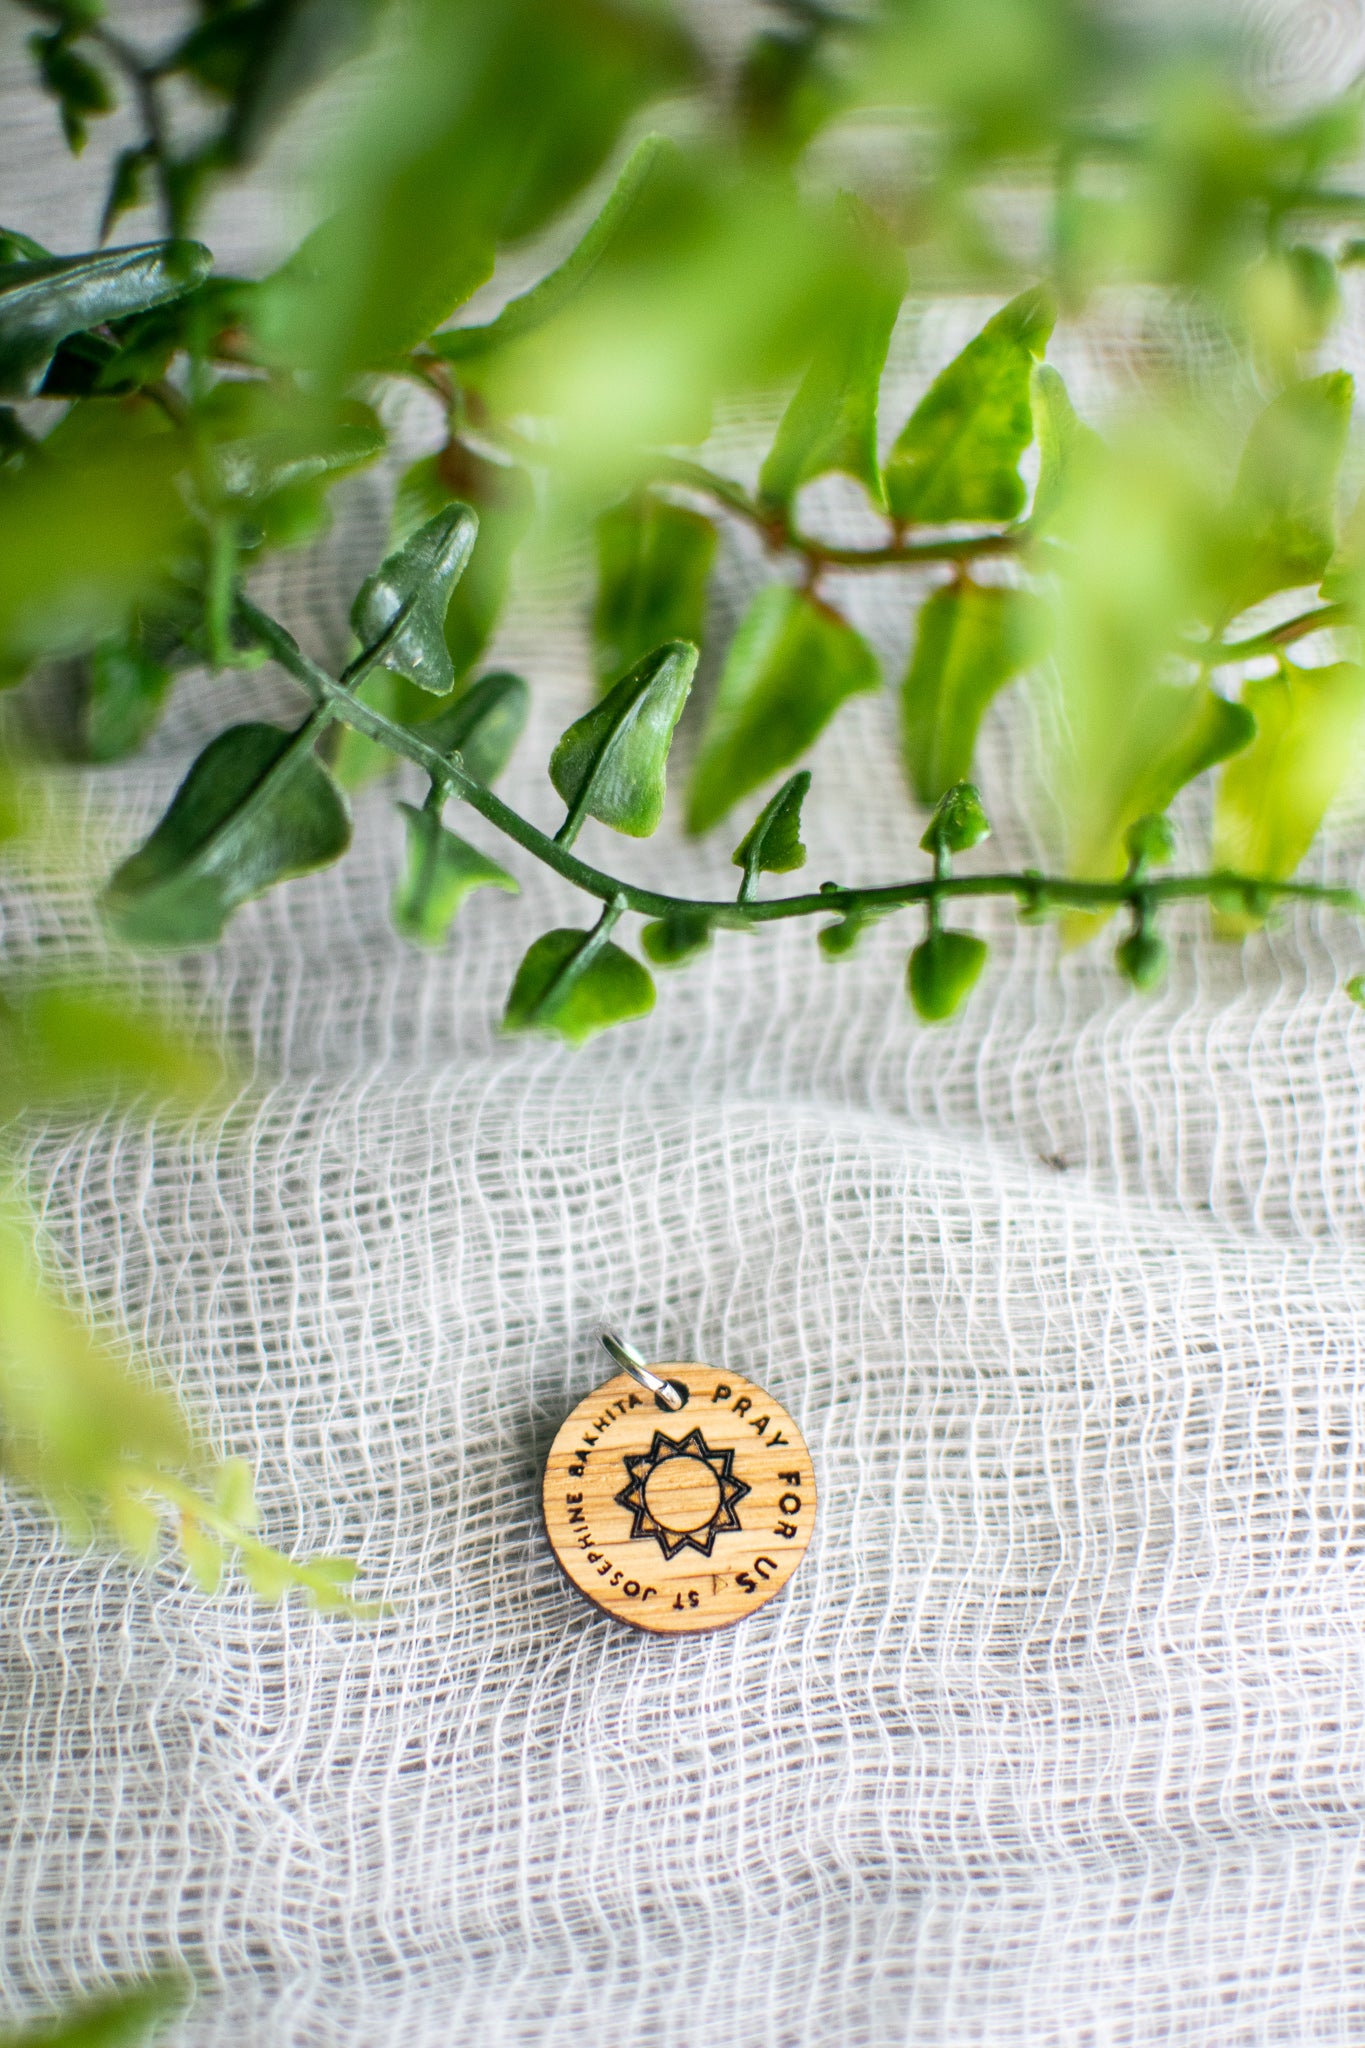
xmin=640 ymin=907 xmax=712 ymax=965
xmin=0 ymin=983 xmax=224 ymax=1116
xmin=213 ymin=1456 xmax=259 ymax=1530
xmin=1211 ymin=372 xmax=1353 ymax=620
xmin=179 ymin=1517 xmax=225 ymax=1594
xmin=593 ymin=493 xmax=715 ymax=692
xmin=392 ymin=804 xmax=517 ymax=947
xmin=172 ymin=0 xmax=384 ymax=167
xmin=197 ymin=382 xmax=385 ymax=535
xmin=1124 ymin=811 xmax=1177 ymax=872
xmin=392 ymin=444 xmax=534 ymax=684
xmin=351 ymin=506 xmax=479 ymax=698
xmin=86 ymin=631 xmax=173 ymax=763
xmin=885 ymin=286 xmax=1054 ymax=525
xmin=920 ymin=779 xmax=991 ymax=857
xmin=0 ymin=226 xmax=50 ymax=265
xmin=0 ymin=241 xmax=211 ymax=398
xmin=0 ymin=1974 xmax=189 ymax=2048
xmin=908 ymin=928 xmax=988 ymax=1021
xmin=503 ymin=924 xmax=654 ymax=1044
xmin=735 ymin=22 xmax=840 ymax=159
xmin=818 ymin=910 xmax=876 ymax=959
xmin=687 ymin=586 xmax=879 ymax=833
xmin=901 ymin=581 xmax=1041 ymax=804
xmin=417 ymin=669 xmax=529 ymax=785
xmin=732 ymin=769 xmax=811 ymax=883
xmin=757 ymin=192 xmax=906 ymax=511
xmin=1067 ymin=681 xmax=1253 ymax=890
xmin=104 ymin=721 xmax=351 ymax=948
xmin=1028 ymin=363 xmax=1101 ymax=532
xmin=1213 ymin=661 xmax=1365 ymax=926
xmin=550 ymin=638 xmax=696 ymax=837
xmin=0 ymin=1203 xmax=191 ymax=1542
xmin=434 ymin=131 xmax=680 ymax=370
xmin=29 ymin=27 xmax=113 ymax=154
xmin=0 ymin=401 xmax=192 ymax=669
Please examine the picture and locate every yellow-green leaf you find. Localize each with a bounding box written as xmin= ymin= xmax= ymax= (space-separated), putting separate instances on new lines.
xmin=885 ymin=286 xmax=1054 ymax=525
xmin=593 ymin=493 xmax=716 ymax=692
xmin=1211 ymin=372 xmax=1353 ymax=620
xmin=1214 ymin=661 xmax=1365 ymax=926
xmin=503 ymin=927 xmax=655 ymax=1046
xmin=901 ymin=582 xmax=1041 ymax=804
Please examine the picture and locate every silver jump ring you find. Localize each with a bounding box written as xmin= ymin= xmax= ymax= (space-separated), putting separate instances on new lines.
xmin=599 ymin=1330 xmax=686 ymax=1411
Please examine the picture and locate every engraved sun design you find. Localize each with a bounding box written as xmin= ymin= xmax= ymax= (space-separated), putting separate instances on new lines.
xmin=614 ymin=1428 xmax=751 ymax=1560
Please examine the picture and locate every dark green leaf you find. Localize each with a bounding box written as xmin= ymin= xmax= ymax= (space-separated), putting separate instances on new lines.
xmin=103 ymin=145 xmax=154 ymax=231
xmin=503 ymin=926 xmax=655 ymax=1046
xmin=593 ymin=492 xmax=716 ymax=692
xmin=1213 ymin=661 xmax=1365 ymax=924
xmin=392 ymin=444 xmax=534 ymax=686
xmin=758 ymin=192 xmax=906 ymax=510
xmin=901 ymin=581 xmax=1041 ymax=803
xmin=1028 ymin=363 xmax=1102 ymax=531
xmin=104 ymin=721 xmax=351 ymax=948
xmin=350 ymin=507 xmax=479 ymax=698
xmin=0 ymin=227 xmax=50 ymax=265
xmin=550 ymin=639 xmax=696 ymax=837
xmin=736 ymin=24 xmax=839 ymax=159
xmin=884 ymin=286 xmax=1055 ymax=525
xmin=434 ymin=132 xmax=681 ymax=368
xmin=0 ymin=407 xmax=33 ymax=464
xmin=392 ymin=804 xmax=517 ymax=948
xmin=817 ymin=909 xmax=877 ymax=958
xmin=687 ymin=586 xmax=879 ymax=833
xmin=172 ymin=0 xmax=381 ymax=165
xmin=1213 ymin=371 xmax=1353 ymax=618
xmin=1115 ymin=929 xmax=1169 ymax=992
xmin=30 ymin=29 xmax=113 ymax=154
xmin=640 ymin=908 xmax=713 ymax=966
xmin=0 ymin=240 xmax=211 ymax=398
xmin=908 ymin=929 xmax=988 ymax=1021
xmin=920 ymin=780 xmax=990 ymax=856
xmin=732 ymin=770 xmax=811 ymax=882
xmin=0 ymin=1974 xmax=189 ymax=2048
xmin=86 ymin=632 xmax=172 ymax=763
xmin=418 ymin=670 xmax=529 ymax=786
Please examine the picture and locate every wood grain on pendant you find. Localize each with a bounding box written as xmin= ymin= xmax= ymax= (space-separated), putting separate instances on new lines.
xmin=543 ymin=1363 xmax=816 ymax=1635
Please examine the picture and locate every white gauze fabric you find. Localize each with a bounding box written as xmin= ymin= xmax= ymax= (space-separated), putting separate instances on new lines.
xmin=5 ymin=3 xmax=1365 ymax=2043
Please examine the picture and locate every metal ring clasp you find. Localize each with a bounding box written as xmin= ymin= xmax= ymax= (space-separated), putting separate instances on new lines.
xmin=599 ymin=1330 xmax=687 ymax=1411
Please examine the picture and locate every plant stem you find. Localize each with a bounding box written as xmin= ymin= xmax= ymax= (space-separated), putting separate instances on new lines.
xmin=86 ymin=24 xmax=177 ymax=238
xmin=1195 ymin=601 xmax=1355 ymax=666
xmin=237 ymin=594 xmax=1365 ymax=933
xmin=650 ymin=456 xmax=1020 ymax=570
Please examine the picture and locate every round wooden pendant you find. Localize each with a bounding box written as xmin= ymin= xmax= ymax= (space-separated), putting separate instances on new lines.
xmin=542 ymin=1362 xmax=816 ymax=1635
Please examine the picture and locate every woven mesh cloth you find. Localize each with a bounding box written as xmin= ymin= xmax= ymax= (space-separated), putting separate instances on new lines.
xmin=7 ymin=3 xmax=1365 ymax=2042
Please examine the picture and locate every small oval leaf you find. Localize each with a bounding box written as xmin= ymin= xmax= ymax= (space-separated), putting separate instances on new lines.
xmin=393 ymin=804 xmax=518 ymax=949
xmin=503 ymin=927 xmax=655 ymax=1045
xmin=908 ymin=929 xmax=988 ymax=1021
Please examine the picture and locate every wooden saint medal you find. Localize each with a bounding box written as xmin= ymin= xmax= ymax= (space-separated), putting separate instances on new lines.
xmin=543 ymin=1334 xmax=816 ymax=1635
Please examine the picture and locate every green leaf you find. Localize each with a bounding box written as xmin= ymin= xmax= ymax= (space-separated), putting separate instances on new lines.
xmin=1124 ymin=813 xmax=1177 ymax=872
xmin=1064 ymin=682 xmax=1254 ymax=889
xmin=732 ymin=770 xmax=811 ymax=884
xmin=818 ymin=910 xmax=876 ymax=959
xmin=179 ymin=1519 xmax=225 ymax=1594
xmin=392 ymin=804 xmax=518 ymax=948
xmin=418 ymin=670 xmax=529 ymax=786
xmin=0 ymin=226 xmax=50 ymax=265
xmin=350 ymin=507 xmax=479 ymax=698
xmin=758 ymin=192 xmax=906 ymax=510
xmin=0 ymin=1974 xmax=190 ymax=2048
xmin=392 ymin=445 xmax=534 ymax=685
xmin=920 ymin=780 xmax=991 ymax=857
xmin=213 ymin=1456 xmax=259 ymax=1530
xmin=171 ymin=0 xmax=379 ymax=166
xmin=104 ymin=721 xmax=351 ymax=948
xmin=503 ymin=926 xmax=655 ymax=1046
xmin=687 ymin=586 xmax=879 ymax=834
xmin=901 ymin=581 xmax=1041 ymax=804
xmin=593 ymin=493 xmax=716 ymax=692
xmin=1115 ymin=928 xmax=1169 ymax=992
xmin=433 ymin=133 xmax=681 ymax=368
xmin=884 ymin=286 xmax=1055 ymax=525
xmin=1028 ymin=363 xmax=1102 ymax=532
xmin=107 ymin=1487 xmax=162 ymax=1567
xmin=908 ymin=930 xmax=989 ymax=1022
xmin=30 ymin=28 xmax=113 ymax=154
xmin=640 ymin=909 xmax=713 ymax=966
xmin=0 ymin=982 xmax=224 ymax=1116
xmin=1213 ymin=372 xmax=1353 ymax=619
xmin=1213 ymin=661 xmax=1365 ymax=924
xmin=86 ymin=631 xmax=172 ymax=763
xmin=0 ymin=240 xmax=211 ymax=398
xmin=0 ymin=1203 xmax=191 ymax=1543
xmin=549 ymin=639 xmax=696 ymax=838
xmin=1346 ymin=975 xmax=1365 ymax=1008
xmin=197 ymin=383 xmax=385 ymax=525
